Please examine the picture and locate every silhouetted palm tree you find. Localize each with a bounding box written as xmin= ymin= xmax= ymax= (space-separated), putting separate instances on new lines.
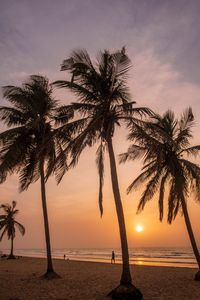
xmin=0 ymin=201 xmax=25 ymax=259
xmin=0 ymin=75 xmax=72 ymax=278
xmin=120 ymin=108 xmax=200 ymax=280
xmin=54 ymin=48 xmax=151 ymax=299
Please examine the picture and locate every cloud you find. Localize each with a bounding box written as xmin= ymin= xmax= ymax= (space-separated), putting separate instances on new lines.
xmin=128 ymin=47 xmax=200 ymax=120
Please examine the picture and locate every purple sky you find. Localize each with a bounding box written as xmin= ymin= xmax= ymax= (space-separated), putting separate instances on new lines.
xmin=1 ymin=0 xmax=200 ymax=83
xmin=1 ymin=0 xmax=200 ymax=116
xmin=0 ymin=0 xmax=200 ymax=249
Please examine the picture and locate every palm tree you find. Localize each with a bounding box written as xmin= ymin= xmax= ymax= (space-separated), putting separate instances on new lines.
xmin=120 ymin=108 xmax=200 ymax=280
xmin=0 ymin=200 xmax=25 ymax=259
xmin=0 ymin=75 xmax=72 ymax=278
xmin=54 ymin=48 xmax=151 ymax=299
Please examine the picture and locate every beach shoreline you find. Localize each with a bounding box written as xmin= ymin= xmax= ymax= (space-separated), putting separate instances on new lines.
xmin=0 ymin=253 xmax=198 ymax=269
xmin=0 ymin=256 xmax=199 ymax=299
xmin=1 ymin=246 xmax=197 ymax=269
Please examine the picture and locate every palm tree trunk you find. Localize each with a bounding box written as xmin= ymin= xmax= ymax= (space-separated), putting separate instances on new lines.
xmin=10 ymin=235 xmax=14 ymax=257
xmin=8 ymin=234 xmax=15 ymax=259
xmin=40 ymin=160 xmax=54 ymax=274
xmin=181 ymin=195 xmax=200 ymax=279
xmin=107 ymin=138 xmax=132 ymax=285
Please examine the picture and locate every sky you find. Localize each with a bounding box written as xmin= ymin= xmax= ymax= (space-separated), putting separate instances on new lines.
xmin=0 ymin=0 xmax=200 ymax=250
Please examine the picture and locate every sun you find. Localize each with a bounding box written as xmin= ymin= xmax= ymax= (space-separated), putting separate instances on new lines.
xmin=135 ymin=225 xmax=143 ymax=233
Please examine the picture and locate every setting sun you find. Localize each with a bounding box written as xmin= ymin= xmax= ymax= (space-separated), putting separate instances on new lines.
xmin=135 ymin=225 xmax=144 ymax=233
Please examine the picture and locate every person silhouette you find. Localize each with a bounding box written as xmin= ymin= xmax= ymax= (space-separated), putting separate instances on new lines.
xmin=64 ymin=254 xmax=66 ymax=260
xmin=111 ymin=250 xmax=115 ymax=264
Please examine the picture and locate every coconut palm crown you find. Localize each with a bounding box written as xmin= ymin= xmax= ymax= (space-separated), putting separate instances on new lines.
xmin=120 ymin=108 xmax=200 ymax=280
xmin=0 ymin=200 xmax=25 ymax=259
xmin=54 ymin=48 xmax=151 ymax=299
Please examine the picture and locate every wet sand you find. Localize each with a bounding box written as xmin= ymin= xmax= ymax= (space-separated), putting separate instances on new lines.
xmin=0 ymin=257 xmax=199 ymax=299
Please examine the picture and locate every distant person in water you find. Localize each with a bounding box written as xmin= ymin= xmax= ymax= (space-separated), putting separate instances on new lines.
xmin=111 ymin=250 xmax=115 ymax=264
xmin=64 ymin=254 xmax=66 ymax=260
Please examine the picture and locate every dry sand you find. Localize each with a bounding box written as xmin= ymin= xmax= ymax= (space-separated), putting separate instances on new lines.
xmin=0 ymin=257 xmax=199 ymax=299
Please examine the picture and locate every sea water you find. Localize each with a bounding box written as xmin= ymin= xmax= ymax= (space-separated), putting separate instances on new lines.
xmin=0 ymin=247 xmax=197 ymax=268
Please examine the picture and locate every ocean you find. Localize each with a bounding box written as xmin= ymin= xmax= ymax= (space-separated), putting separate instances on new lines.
xmin=0 ymin=247 xmax=198 ymax=268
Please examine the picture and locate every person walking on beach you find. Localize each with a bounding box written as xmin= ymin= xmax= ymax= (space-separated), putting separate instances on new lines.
xmin=64 ymin=254 xmax=66 ymax=260
xmin=111 ymin=250 xmax=115 ymax=264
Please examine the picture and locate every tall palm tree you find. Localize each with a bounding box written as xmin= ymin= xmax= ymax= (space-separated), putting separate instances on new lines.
xmin=54 ymin=48 xmax=151 ymax=299
xmin=120 ymin=108 xmax=200 ymax=280
xmin=0 ymin=200 xmax=25 ymax=259
xmin=0 ymin=75 xmax=72 ymax=278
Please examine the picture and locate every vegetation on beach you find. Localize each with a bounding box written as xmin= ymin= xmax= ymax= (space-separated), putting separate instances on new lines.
xmin=120 ymin=108 xmax=200 ymax=281
xmin=0 ymin=75 xmax=73 ymax=278
xmin=0 ymin=200 xmax=25 ymax=259
xmin=53 ymin=48 xmax=153 ymax=299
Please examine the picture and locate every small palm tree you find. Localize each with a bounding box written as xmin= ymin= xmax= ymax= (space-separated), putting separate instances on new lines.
xmin=120 ymin=108 xmax=200 ymax=280
xmin=0 ymin=201 xmax=25 ymax=259
xmin=0 ymin=75 xmax=72 ymax=278
xmin=54 ymin=48 xmax=151 ymax=299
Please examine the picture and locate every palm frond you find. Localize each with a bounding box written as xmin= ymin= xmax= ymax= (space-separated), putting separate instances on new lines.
xmin=167 ymin=182 xmax=178 ymax=223
xmin=176 ymin=108 xmax=194 ymax=149
xmin=53 ymin=80 xmax=99 ymax=103
xmin=0 ymin=226 xmax=7 ymax=241
xmin=127 ymin=164 xmax=157 ymax=194
xmin=137 ymin=171 xmax=162 ymax=213
xmin=54 ymin=144 xmax=69 ymax=184
xmin=180 ymin=145 xmax=200 ymax=157
xmin=180 ymin=107 xmax=194 ymax=130
xmin=67 ymin=116 xmax=101 ymax=168
xmin=0 ymin=106 xmax=26 ymax=127
xmin=0 ymin=128 xmax=33 ymax=179
xmin=18 ymin=150 xmax=40 ymax=191
xmin=2 ymin=86 xmax=30 ymax=111
xmin=158 ymin=172 xmax=169 ymax=221
xmin=14 ymin=221 xmax=25 ymax=235
xmin=12 ymin=201 xmax=17 ymax=209
xmin=180 ymin=159 xmax=200 ymax=201
xmin=119 ymin=144 xmax=146 ymax=164
xmin=112 ymin=47 xmax=132 ymax=79
xmin=61 ymin=49 xmax=94 ymax=74
xmin=54 ymin=105 xmax=74 ymax=126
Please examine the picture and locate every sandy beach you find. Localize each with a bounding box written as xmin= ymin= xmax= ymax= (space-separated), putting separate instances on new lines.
xmin=0 ymin=257 xmax=199 ymax=299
